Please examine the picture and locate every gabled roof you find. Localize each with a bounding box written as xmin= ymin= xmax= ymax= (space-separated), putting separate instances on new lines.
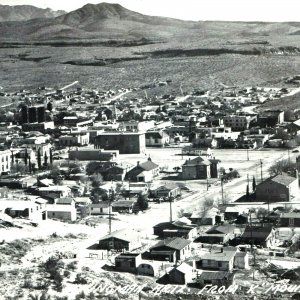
xmin=183 ymin=156 xmax=211 ymax=166
xmin=258 ymin=172 xmax=297 ymax=187
xmin=171 ymin=262 xmax=194 ymax=274
xmin=139 ymin=159 xmax=159 ymax=171
xmin=206 ymin=224 xmax=236 ymax=235
xmin=241 ymin=225 xmax=273 ymax=240
xmin=99 ymin=229 xmax=140 ymax=243
xmin=150 ymin=237 xmax=191 ymax=251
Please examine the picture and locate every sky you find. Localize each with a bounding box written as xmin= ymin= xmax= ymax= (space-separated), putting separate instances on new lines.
xmin=0 ymin=0 xmax=299 ymax=22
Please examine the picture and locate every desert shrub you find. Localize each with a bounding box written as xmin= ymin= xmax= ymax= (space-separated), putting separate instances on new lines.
xmin=22 ymin=279 xmax=34 ymax=288
xmin=75 ymin=291 xmax=85 ymax=300
xmin=66 ymin=261 xmax=78 ymax=271
xmin=74 ymin=273 xmax=88 ymax=284
xmin=63 ymin=270 xmax=71 ymax=278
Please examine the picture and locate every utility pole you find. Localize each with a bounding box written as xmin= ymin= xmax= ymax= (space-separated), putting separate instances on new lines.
xmin=247 ymin=148 xmax=249 ymax=161
xmin=108 ymin=188 xmax=112 ymax=234
xmin=249 ymin=210 xmax=255 ymax=281
xmin=260 ymin=160 xmax=263 ymax=183
xmin=221 ymin=177 xmax=224 ymax=204
xmin=169 ymin=197 xmax=173 ymax=223
xmin=288 ymin=147 xmax=291 ymax=165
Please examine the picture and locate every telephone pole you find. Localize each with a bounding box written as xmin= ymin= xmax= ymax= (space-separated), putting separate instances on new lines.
xmin=221 ymin=178 xmax=224 ymax=204
xmin=247 ymin=148 xmax=249 ymax=161
xmin=260 ymin=160 xmax=263 ymax=183
xmin=169 ymin=197 xmax=173 ymax=223
xmin=249 ymin=210 xmax=256 ymax=281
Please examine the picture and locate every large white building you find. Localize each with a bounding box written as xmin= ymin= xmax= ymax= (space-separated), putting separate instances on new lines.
xmin=222 ymin=115 xmax=252 ymax=131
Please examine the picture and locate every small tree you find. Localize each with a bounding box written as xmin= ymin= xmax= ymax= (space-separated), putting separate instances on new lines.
xmin=37 ymin=149 xmax=42 ymax=170
xmin=246 ymin=184 xmax=249 ymax=199
xmin=49 ymin=148 xmax=53 ymax=165
xmin=252 ymin=176 xmax=256 ymax=192
xmin=137 ymin=194 xmax=149 ymax=211
xmin=44 ymin=153 xmax=48 ymax=167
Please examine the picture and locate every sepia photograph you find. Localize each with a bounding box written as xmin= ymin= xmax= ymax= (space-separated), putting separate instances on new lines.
xmin=0 ymin=0 xmax=299 ymax=299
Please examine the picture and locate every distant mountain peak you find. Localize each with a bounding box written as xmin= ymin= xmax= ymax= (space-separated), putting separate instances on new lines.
xmin=0 ymin=4 xmax=66 ymax=22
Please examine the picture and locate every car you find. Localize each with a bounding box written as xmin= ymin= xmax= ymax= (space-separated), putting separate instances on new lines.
xmin=292 ymin=149 xmax=299 ymax=153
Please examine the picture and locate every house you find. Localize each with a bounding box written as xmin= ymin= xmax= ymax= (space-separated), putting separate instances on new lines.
xmin=168 ymin=262 xmax=195 ymax=284
xmin=98 ymin=229 xmax=141 ymax=251
xmin=111 ymin=200 xmax=136 ymax=214
xmin=255 ymin=173 xmax=299 ymax=202
xmin=153 ymin=218 xmax=198 ymax=240
xmin=224 ymin=206 xmax=249 ymax=221
xmin=102 ymin=163 xmax=132 ymax=181
xmin=149 ymin=237 xmax=192 ymax=262
xmin=59 ymin=132 xmax=89 ymax=147
xmin=0 ymin=198 xmax=47 ymax=221
xmin=145 ymin=130 xmax=170 ymax=147
xmin=196 ymin=271 xmax=235 ymax=287
xmin=182 ymin=146 xmax=212 ymax=157
xmin=189 ymin=207 xmax=223 ymax=226
xmin=0 ymin=150 xmax=11 ymax=174
xmin=115 ymin=253 xmax=142 ymax=273
xmin=222 ymin=115 xmax=252 ymax=131
xmin=90 ymin=202 xmax=110 ymax=215
xmin=153 ymin=185 xmax=181 ymax=199
xmin=196 ymin=248 xmax=236 ymax=272
xmin=125 ymin=158 xmax=159 ymax=183
xmin=54 ymin=197 xmax=76 ymax=206
xmin=279 ymin=212 xmax=300 ymax=227
xmin=182 ymin=157 xmax=220 ymax=180
xmin=237 ymin=224 xmax=276 ymax=248
xmin=38 ymin=186 xmax=71 ymax=200
xmin=46 ymin=204 xmax=77 ymax=221
xmin=94 ymin=132 xmax=146 ymax=154
xmin=194 ymin=224 xmax=241 ymax=244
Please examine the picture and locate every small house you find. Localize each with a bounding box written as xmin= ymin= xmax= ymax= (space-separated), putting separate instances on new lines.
xmin=168 ymin=262 xmax=195 ymax=285
xmin=90 ymin=202 xmax=110 ymax=215
xmin=115 ymin=253 xmax=142 ymax=273
xmin=46 ymin=204 xmax=77 ymax=221
xmin=196 ymin=271 xmax=235 ymax=287
xmin=111 ymin=200 xmax=136 ymax=214
xmin=279 ymin=212 xmax=300 ymax=227
xmin=98 ymin=229 xmax=141 ymax=251
xmin=149 ymin=237 xmax=191 ymax=262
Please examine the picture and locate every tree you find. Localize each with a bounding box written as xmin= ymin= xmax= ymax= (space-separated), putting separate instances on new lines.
xmin=246 ymin=184 xmax=249 ymax=199
xmin=49 ymin=148 xmax=53 ymax=165
xmin=37 ymin=149 xmax=42 ymax=170
xmin=137 ymin=194 xmax=149 ymax=211
xmin=47 ymin=102 xmax=53 ymax=112
xmin=252 ymin=176 xmax=256 ymax=192
xmin=24 ymin=149 xmax=28 ymax=166
xmin=268 ymin=159 xmax=296 ymax=176
xmin=90 ymin=174 xmax=103 ymax=189
xmin=44 ymin=153 xmax=48 ymax=167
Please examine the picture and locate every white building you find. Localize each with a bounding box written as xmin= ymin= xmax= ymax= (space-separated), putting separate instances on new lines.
xmin=0 ymin=150 xmax=11 ymax=174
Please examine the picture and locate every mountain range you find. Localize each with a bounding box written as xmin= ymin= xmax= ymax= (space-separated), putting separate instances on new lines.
xmin=0 ymin=4 xmax=65 ymax=22
xmin=0 ymin=2 xmax=299 ymax=47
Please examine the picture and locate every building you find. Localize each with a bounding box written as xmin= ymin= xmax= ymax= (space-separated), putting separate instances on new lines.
xmin=115 ymin=253 xmax=142 ymax=273
xmin=38 ymin=186 xmax=71 ymax=200
xmin=46 ymin=204 xmax=77 ymax=221
xmin=168 ymin=262 xmax=195 ymax=285
xmin=222 ymin=115 xmax=252 ymax=131
xmin=153 ymin=185 xmax=181 ymax=199
xmin=189 ymin=207 xmax=223 ymax=226
xmin=102 ymin=164 xmax=132 ymax=181
xmin=149 ymin=237 xmax=192 ymax=262
xmin=181 ymin=146 xmax=212 ymax=157
xmin=279 ymin=212 xmax=300 ymax=227
xmin=111 ymin=200 xmax=136 ymax=214
xmin=182 ymin=157 xmax=220 ymax=180
xmin=59 ymin=132 xmax=89 ymax=147
xmin=237 ymin=224 xmax=275 ymax=248
xmin=90 ymin=202 xmax=110 ymax=215
xmin=0 ymin=150 xmax=11 ymax=174
xmin=0 ymin=198 xmax=47 ymax=221
xmin=69 ymin=148 xmax=117 ymax=161
xmin=256 ymin=173 xmax=299 ymax=202
xmin=196 ymin=271 xmax=235 ymax=287
xmin=145 ymin=130 xmax=170 ymax=147
xmin=98 ymin=229 xmax=141 ymax=251
xmin=258 ymin=110 xmax=284 ymax=127
xmin=94 ymin=132 xmax=146 ymax=154
xmin=119 ymin=120 xmax=155 ymax=132
xmin=153 ymin=218 xmax=198 ymax=240
xmin=196 ymin=248 xmax=236 ymax=272
xmin=125 ymin=158 xmax=159 ymax=183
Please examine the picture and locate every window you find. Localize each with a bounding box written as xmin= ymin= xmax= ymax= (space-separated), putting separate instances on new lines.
xmin=52 ymin=213 xmax=55 ymax=216
xmin=289 ymin=218 xmax=294 ymax=226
